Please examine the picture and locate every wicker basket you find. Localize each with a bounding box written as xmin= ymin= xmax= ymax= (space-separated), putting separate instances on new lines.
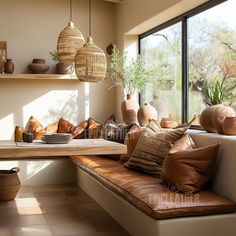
xmin=75 ymin=36 xmax=107 ymax=82
xmin=57 ymin=21 xmax=85 ymax=63
xmin=0 ymin=167 xmax=21 ymax=201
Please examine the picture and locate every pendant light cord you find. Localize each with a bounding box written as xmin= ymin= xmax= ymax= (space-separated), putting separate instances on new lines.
xmin=70 ymin=0 xmax=72 ymax=22
xmin=89 ymin=0 xmax=92 ymax=36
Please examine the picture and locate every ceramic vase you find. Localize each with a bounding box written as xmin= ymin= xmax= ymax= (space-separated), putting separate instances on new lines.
xmin=121 ymin=94 xmax=139 ymax=124
xmin=28 ymin=58 xmax=49 ymax=74
xmin=223 ymin=117 xmax=236 ymax=135
xmin=4 ymin=59 xmax=14 ymax=73
xmin=137 ymin=102 xmax=158 ymax=127
xmin=56 ymin=62 xmax=74 ymax=74
xmin=212 ymin=105 xmax=235 ymax=134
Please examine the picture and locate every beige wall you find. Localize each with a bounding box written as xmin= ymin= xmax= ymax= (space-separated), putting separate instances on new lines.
xmin=114 ymin=0 xmax=209 ymax=121
xmin=0 ymin=0 xmax=116 ymax=139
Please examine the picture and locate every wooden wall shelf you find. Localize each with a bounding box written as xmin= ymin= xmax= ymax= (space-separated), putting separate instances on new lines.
xmin=0 ymin=74 xmax=79 ymax=81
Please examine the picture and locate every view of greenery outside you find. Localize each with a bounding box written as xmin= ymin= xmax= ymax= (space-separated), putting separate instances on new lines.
xmin=140 ymin=23 xmax=182 ymax=122
xmin=140 ymin=0 xmax=236 ymax=124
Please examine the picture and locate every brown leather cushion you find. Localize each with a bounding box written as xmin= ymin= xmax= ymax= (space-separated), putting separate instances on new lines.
xmin=45 ymin=121 xmax=59 ymax=134
xmin=125 ymin=120 xmax=189 ymax=177
xmin=24 ymin=116 xmax=46 ymax=140
xmin=162 ymin=135 xmax=220 ymax=194
xmin=120 ymin=124 xmax=142 ymax=162
xmin=57 ymin=118 xmax=88 ymax=139
xmin=71 ymin=155 xmax=236 ymax=219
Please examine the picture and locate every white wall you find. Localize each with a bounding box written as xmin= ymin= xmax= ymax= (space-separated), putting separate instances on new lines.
xmin=0 ymin=0 xmax=116 ymax=140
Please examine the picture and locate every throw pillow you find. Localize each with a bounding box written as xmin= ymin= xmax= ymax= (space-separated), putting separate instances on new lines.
xmin=45 ymin=121 xmax=59 ymax=134
xmin=120 ymin=124 xmax=143 ymax=162
xmin=125 ymin=120 xmax=189 ymax=177
xmin=57 ymin=118 xmax=88 ymax=139
xmin=24 ymin=116 xmax=46 ymax=140
xmin=161 ymin=137 xmax=220 ymax=194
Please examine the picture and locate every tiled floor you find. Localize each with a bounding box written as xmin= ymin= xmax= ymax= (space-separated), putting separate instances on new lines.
xmin=0 ymin=185 xmax=131 ymax=236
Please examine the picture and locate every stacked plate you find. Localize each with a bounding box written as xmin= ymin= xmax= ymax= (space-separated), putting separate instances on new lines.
xmin=41 ymin=133 xmax=72 ymax=144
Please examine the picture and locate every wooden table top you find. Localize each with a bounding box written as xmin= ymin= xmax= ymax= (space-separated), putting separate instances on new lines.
xmin=0 ymin=139 xmax=127 ymax=159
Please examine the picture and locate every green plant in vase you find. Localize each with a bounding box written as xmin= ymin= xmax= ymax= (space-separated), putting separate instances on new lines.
xmin=109 ymin=45 xmax=156 ymax=124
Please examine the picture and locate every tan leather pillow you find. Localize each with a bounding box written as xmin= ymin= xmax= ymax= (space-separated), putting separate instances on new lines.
xmin=125 ymin=120 xmax=188 ymax=177
xmin=24 ymin=116 xmax=46 ymax=140
xmin=45 ymin=121 xmax=59 ymax=134
xmin=161 ymin=136 xmax=220 ymax=194
xmin=57 ymin=118 xmax=88 ymax=139
xmin=120 ymin=124 xmax=142 ymax=162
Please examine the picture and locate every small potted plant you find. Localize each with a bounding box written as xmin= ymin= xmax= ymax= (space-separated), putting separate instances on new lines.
xmin=50 ymin=50 xmax=74 ymax=74
xmin=109 ymin=45 xmax=155 ymax=124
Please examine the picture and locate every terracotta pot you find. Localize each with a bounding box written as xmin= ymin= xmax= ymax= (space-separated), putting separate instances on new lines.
xmin=212 ymin=105 xmax=235 ymax=134
xmin=160 ymin=118 xmax=178 ymax=128
xmin=28 ymin=58 xmax=49 ymax=74
xmin=137 ymin=102 xmax=158 ymax=127
xmin=4 ymin=59 xmax=14 ymax=73
xmin=56 ymin=62 xmax=74 ymax=74
xmin=199 ymin=105 xmax=220 ymax=132
xmin=121 ymin=94 xmax=139 ymax=124
xmin=223 ymin=117 xmax=236 ymax=135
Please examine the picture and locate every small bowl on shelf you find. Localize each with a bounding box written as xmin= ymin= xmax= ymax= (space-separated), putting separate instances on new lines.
xmin=28 ymin=58 xmax=49 ymax=74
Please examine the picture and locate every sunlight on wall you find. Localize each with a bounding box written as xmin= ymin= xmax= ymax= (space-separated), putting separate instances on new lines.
xmin=26 ymin=161 xmax=53 ymax=180
xmin=23 ymin=90 xmax=79 ymax=126
xmin=0 ymin=113 xmax=14 ymax=140
xmin=85 ymin=82 xmax=90 ymax=119
xmin=0 ymin=161 xmax=19 ymax=170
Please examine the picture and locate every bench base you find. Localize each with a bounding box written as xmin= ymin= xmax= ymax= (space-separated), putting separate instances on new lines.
xmin=76 ymin=166 xmax=236 ymax=236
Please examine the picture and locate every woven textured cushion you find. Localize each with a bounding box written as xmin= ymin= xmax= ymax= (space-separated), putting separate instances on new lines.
xmin=162 ymin=135 xmax=220 ymax=194
xmin=120 ymin=124 xmax=143 ymax=162
xmin=24 ymin=116 xmax=45 ymax=140
xmin=125 ymin=120 xmax=188 ymax=177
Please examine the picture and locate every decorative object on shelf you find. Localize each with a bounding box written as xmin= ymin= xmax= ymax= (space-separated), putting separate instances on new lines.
xmin=223 ymin=117 xmax=236 ymax=135
xmin=0 ymin=41 xmax=7 ymax=73
xmin=212 ymin=105 xmax=235 ymax=134
xmin=109 ymin=46 xmax=155 ymax=123
xmin=4 ymin=59 xmax=14 ymax=74
xmin=41 ymin=133 xmax=72 ymax=144
xmin=200 ymin=104 xmax=235 ymax=133
xmin=14 ymin=126 xmax=23 ymax=142
xmin=160 ymin=118 xmax=178 ymax=128
xmin=50 ymin=50 xmax=74 ymax=74
xmin=0 ymin=167 xmax=21 ymax=201
xmin=75 ymin=0 xmax=107 ymax=82
xmin=28 ymin=58 xmax=49 ymax=74
xmin=57 ymin=0 xmax=85 ymax=62
xmin=137 ymin=102 xmax=158 ymax=127
xmin=121 ymin=94 xmax=140 ymax=124
xmin=106 ymin=44 xmax=114 ymax=55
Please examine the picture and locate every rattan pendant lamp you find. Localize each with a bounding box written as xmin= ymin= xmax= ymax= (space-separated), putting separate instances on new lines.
xmin=57 ymin=0 xmax=85 ymax=62
xmin=75 ymin=0 xmax=107 ymax=82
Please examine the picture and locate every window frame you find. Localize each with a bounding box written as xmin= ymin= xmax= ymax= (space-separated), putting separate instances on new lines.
xmin=138 ymin=0 xmax=227 ymax=123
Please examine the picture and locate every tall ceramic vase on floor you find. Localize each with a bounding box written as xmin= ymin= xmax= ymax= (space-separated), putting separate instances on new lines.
xmin=121 ymin=94 xmax=140 ymax=124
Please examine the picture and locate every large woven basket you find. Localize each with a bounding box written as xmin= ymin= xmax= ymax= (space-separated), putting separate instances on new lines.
xmin=0 ymin=167 xmax=21 ymax=201
xmin=75 ymin=36 xmax=107 ymax=82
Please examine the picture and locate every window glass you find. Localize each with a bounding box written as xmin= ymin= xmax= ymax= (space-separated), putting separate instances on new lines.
xmin=140 ymin=23 xmax=182 ymax=122
xmin=189 ymin=0 xmax=236 ymax=123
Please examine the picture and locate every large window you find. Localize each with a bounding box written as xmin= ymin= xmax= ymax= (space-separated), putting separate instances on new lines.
xmin=139 ymin=0 xmax=236 ymax=124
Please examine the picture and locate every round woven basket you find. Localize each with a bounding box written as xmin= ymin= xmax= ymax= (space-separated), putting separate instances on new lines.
xmin=75 ymin=36 xmax=107 ymax=82
xmin=57 ymin=21 xmax=85 ymax=63
xmin=0 ymin=167 xmax=21 ymax=201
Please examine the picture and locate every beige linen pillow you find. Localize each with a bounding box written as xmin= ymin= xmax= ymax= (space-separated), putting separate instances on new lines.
xmin=125 ymin=120 xmax=188 ymax=177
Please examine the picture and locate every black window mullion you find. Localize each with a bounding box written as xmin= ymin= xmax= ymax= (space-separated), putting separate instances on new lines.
xmin=182 ymin=17 xmax=189 ymax=123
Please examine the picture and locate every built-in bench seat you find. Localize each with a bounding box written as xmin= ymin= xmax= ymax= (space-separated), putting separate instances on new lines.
xmin=71 ymin=155 xmax=236 ymax=220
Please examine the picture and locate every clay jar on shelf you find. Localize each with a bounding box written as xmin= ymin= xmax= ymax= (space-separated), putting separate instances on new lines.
xmin=223 ymin=117 xmax=236 ymax=135
xmin=28 ymin=58 xmax=49 ymax=74
xmin=4 ymin=59 xmax=14 ymax=73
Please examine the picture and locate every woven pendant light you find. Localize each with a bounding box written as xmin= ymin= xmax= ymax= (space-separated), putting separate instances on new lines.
xmin=75 ymin=0 xmax=107 ymax=82
xmin=57 ymin=0 xmax=85 ymax=63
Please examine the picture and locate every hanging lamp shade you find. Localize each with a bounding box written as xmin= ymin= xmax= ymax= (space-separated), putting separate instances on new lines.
xmin=75 ymin=36 xmax=107 ymax=82
xmin=57 ymin=21 xmax=85 ymax=63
